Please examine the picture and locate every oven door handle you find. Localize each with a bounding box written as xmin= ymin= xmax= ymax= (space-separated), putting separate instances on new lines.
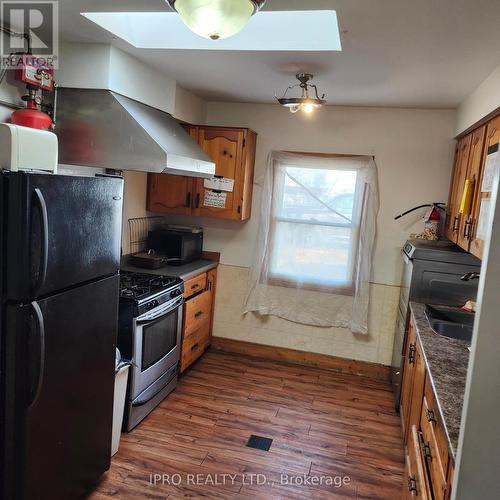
xmin=132 ymin=366 xmax=178 ymax=407
xmin=136 ymin=296 xmax=184 ymax=324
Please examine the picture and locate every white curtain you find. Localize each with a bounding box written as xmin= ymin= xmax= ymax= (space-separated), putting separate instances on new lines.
xmin=244 ymin=151 xmax=379 ymax=334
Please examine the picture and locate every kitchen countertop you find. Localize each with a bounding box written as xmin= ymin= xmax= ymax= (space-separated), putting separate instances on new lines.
xmin=121 ymin=255 xmax=218 ymax=281
xmin=409 ymin=302 xmax=470 ymax=459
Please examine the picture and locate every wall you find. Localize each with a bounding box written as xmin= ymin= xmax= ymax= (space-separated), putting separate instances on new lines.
xmin=456 ymin=63 xmax=500 ymax=135
xmin=57 ymin=43 xmax=177 ymax=114
xmin=150 ymin=103 xmax=457 ymax=365
xmin=205 ymin=103 xmax=456 ymax=285
xmin=174 ymin=84 xmax=207 ymax=124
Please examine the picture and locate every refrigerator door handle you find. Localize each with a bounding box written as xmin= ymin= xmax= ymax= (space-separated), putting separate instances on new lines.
xmin=29 ymin=301 xmax=46 ymax=408
xmin=32 ymin=188 xmax=49 ymax=296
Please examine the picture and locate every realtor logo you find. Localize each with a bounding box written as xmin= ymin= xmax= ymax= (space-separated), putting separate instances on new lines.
xmin=1 ymin=1 xmax=58 ymax=68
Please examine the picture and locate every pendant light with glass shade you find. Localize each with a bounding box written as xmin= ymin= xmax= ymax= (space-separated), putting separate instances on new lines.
xmin=276 ymin=73 xmax=327 ymax=114
xmin=166 ymin=0 xmax=266 ymax=40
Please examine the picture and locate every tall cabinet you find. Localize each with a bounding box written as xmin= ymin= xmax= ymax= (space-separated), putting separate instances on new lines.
xmin=446 ymin=113 xmax=500 ymax=259
xmin=147 ymin=125 xmax=257 ymax=221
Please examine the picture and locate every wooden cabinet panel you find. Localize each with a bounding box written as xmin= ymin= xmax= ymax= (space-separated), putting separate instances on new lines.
xmin=457 ymin=126 xmax=486 ymax=250
xmin=469 ymin=115 xmax=500 ymax=259
xmin=147 ymin=173 xmax=195 ymax=215
xmin=446 ymin=135 xmax=472 ymax=242
xmin=180 ymin=321 xmax=210 ymax=372
xmin=194 ymin=128 xmax=250 ymax=220
xmin=207 ymin=268 xmax=217 ymax=342
xmin=184 ymin=289 xmax=212 ymax=337
xmin=406 ymin=341 xmax=426 ymax=441
xmin=400 ymin=319 xmax=417 ymax=440
xmin=420 ymin=380 xmax=449 ymax=500
xmin=179 ymin=267 xmax=218 ymax=373
xmin=183 ymin=273 xmax=207 ymax=300
xmin=403 ymin=426 xmax=431 ymax=500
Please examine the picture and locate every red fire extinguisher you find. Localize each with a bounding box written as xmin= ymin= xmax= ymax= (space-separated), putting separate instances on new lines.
xmin=10 ymin=54 xmax=55 ymax=130
xmin=394 ymin=202 xmax=446 ymax=240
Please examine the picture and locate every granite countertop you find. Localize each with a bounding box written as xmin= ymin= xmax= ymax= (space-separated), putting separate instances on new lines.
xmin=409 ymin=302 xmax=470 ymax=458
xmin=121 ymin=255 xmax=218 ymax=281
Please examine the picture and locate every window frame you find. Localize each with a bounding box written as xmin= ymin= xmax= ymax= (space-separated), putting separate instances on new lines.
xmin=266 ymin=155 xmax=365 ymax=296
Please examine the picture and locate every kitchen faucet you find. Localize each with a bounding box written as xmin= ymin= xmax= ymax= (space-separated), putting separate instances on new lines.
xmin=461 ymin=272 xmax=480 ymax=281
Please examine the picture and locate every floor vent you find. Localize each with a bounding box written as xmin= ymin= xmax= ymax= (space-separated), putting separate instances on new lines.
xmin=246 ymin=435 xmax=273 ymax=451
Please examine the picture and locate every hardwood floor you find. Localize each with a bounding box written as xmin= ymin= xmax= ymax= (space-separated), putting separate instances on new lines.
xmin=88 ymin=351 xmax=404 ymax=499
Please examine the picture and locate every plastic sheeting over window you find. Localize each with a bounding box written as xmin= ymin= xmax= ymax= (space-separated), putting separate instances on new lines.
xmin=244 ymin=151 xmax=379 ymax=334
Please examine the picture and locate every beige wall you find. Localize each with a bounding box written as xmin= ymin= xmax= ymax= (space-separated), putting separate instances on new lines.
xmin=142 ymin=102 xmax=457 ymax=366
xmin=189 ymin=102 xmax=457 ymax=286
xmin=174 ymin=85 xmax=207 ymax=124
xmin=456 ymin=63 xmax=500 ymax=135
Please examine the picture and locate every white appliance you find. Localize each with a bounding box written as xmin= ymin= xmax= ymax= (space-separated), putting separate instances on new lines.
xmin=0 ymin=123 xmax=58 ymax=173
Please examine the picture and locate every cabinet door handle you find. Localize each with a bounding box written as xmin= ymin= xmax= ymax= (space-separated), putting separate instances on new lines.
xmin=191 ymin=283 xmax=200 ymax=290
xmin=464 ymin=219 xmax=472 ymax=239
xmin=194 ymin=310 xmax=203 ymax=318
xmin=407 ymin=475 xmax=417 ymax=494
xmin=426 ymin=408 xmax=437 ymax=424
xmin=453 ymin=215 xmax=460 ymax=232
xmin=191 ymin=342 xmax=199 ymax=351
xmin=196 ymin=193 xmax=200 ymax=209
xmin=186 ymin=192 xmax=192 ymax=207
xmin=408 ymin=343 xmax=416 ymax=365
xmin=423 ymin=442 xmax=433 ymax=461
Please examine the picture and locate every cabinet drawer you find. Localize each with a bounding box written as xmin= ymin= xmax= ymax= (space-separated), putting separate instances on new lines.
xmin=403 ymin=425 xmax=431 ymax=500
xmin=181 ymin=322 xmax=210 ymax=372
xmin=420 ymin=381 xmax=449 ymax=500
xmin=184 ymin=289 xmax=211 ymax=336
xmin=183 ymin=273 xmax=207 ymax=299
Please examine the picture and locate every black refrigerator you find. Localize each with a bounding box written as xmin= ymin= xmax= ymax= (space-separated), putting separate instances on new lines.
xmin=0 ymin=171 xmax=124 ymax=500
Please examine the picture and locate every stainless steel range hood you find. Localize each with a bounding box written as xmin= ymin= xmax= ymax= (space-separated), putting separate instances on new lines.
xmin=55 ymin=88 xmax=215 ymax=177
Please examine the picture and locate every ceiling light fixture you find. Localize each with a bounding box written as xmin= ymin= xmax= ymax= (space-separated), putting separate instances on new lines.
xmin=166 ymin=0 xmax=266 ymax=40
xmin=276 ymin=73 xmax=326 ymax=114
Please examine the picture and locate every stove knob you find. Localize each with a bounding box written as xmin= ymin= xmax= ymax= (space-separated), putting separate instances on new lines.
xmin=170 ymin=289 xmax=181 ymax=298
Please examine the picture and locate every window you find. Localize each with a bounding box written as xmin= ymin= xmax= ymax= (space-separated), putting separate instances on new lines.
xmin=269 ymin=159 xmax=363 ymax=293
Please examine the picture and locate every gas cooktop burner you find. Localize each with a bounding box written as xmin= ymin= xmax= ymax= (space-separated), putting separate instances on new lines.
xmin=120 ymin=271 xmax=182 ymax=302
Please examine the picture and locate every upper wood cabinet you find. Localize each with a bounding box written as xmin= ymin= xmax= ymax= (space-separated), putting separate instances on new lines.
xmin=446 ymin=113 xmax=500 ymax=259
xmin=147 ymin=174 xmax=194 ymax=215
xmin=469 ymin=116 xmax=500 ymax=258
xmin=147 ymin=125 xmax=257 ymax=221
xmin=456 ymin=126 xmax=486 ymax=250
xmin=445 ymin=134 xmax=471 ymax=242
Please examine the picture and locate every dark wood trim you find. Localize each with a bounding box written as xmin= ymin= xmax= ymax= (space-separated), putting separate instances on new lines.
xmin=201 ymin=251 xmax=221 ymax=263
xmin=210 ymin=337 xmax=391 ymax=382
xmin=455 ymin=105 xmax=500 ymax=139
xmin=282 ymin=150 xmax=375 ymax=159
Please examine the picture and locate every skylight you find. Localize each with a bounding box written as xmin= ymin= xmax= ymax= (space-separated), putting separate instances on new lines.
xmin=81 ymin=11 xmax=341 ymax=51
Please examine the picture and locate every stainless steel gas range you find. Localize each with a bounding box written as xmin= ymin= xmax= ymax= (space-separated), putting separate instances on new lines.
xmin=118 ymin=272 xmax=184 ymax=431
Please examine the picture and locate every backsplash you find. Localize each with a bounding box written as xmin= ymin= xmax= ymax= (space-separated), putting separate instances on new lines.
xmin=213 ymin=264 xmax=400 ymax=366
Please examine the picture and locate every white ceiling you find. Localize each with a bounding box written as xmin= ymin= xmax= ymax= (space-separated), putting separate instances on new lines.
xmin=58 ymin=0 xmax=500 ymax=108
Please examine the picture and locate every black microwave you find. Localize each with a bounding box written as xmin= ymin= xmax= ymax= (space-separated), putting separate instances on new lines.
xmin=147 ymin=229 xmax=203 ymax=266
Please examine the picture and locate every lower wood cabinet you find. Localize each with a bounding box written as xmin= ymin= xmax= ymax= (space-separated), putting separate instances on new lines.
xmin=401 ymin=314 xmax=454 ymax=500
xmin=403 ymin=425 xmax=432 ymax=500
xmin=180 ymin=267 xmax=217 ymax=372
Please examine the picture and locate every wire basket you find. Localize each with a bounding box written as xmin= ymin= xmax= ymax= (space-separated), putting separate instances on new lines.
xmin=128 ymin=216 xmax=168 ymax=254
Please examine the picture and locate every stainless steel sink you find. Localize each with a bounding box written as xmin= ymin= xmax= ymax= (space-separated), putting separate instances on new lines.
xmin=425 ymin=304 xmax=474 ymax=342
